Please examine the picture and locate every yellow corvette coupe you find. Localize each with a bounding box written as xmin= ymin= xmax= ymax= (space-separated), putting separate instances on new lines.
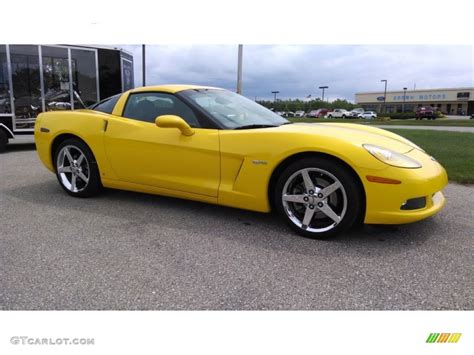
xmin=34 ymin=85 xmax=448 ymax=238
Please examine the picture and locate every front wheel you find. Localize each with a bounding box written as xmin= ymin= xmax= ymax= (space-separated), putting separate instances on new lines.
xmin=54 ymin=138 xmax=102 ymax=197
xmin=274 ymin=157 xmax=363 ymax=238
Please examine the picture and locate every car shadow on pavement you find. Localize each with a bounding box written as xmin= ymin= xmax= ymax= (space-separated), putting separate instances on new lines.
xmin=4 ymin=143 xmax=36 ymax=152
xmin=2 ymin=179 xmax=436 ymax=258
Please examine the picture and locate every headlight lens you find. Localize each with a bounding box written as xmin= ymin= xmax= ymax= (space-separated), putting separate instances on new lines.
xmin=363 ymin=144 xmax=422 ymax=168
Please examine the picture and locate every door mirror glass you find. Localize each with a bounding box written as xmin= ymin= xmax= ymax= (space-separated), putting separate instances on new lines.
xmin=155 ymin=115 xmax=195 ymax=136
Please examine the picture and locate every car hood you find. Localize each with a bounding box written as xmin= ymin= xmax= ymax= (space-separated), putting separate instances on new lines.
xmin=278 ymin=122 xmax=415 ymax=153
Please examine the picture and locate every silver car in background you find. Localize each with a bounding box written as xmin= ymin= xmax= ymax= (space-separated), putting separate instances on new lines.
xmin=358 ymin=111 xmax=377 ymax=119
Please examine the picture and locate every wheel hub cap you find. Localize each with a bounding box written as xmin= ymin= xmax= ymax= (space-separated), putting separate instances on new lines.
xmin=282 ymin=167 xmax=347 ymax=233
xmin=56 ymin=145 xmax=90 ymax=193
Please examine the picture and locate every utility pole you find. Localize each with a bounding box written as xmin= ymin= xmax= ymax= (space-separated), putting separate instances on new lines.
xmin=403 ymin=87 xmax=407 ymax=113
xmin=271 ymin=91 xmax=280 ymax=102
xmin=318 ymin=86 xmax=328 ymax=102
xmin=142 ymin=44 xmax=146 ymax=87
xmin=236 ymin=44 xmax=243 ymax=94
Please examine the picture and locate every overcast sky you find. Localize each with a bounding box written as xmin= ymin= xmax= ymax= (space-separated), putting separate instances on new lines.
xmin=121 ymin=45 xmax=473 ymax=102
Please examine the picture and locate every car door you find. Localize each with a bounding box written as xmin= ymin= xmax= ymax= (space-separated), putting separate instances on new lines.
xmin=103 ymin=91 xmax=220 ymax=198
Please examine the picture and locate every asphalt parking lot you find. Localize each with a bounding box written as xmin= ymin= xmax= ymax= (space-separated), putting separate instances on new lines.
xmin=1 ymin=141 xmax=473 ymax=310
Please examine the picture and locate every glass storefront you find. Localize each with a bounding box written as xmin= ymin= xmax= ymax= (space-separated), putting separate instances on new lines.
xmin=0 ymin=45 xmax=133 ymax=132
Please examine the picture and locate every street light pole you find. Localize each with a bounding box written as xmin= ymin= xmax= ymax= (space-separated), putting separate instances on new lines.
xmin=271 ymin=91 xmax=280 ymax=102
xmin=319 ymin=86 xmax=328 ymax=102
xmin=403 ymin=87 xmax=407 ymax=113
xmin=381 ymin=79 xmax=388 ymax=113
xmin=142 ymin=44 xmax=146 ymax=87
xmin=236 ymin=44 xmax=243 ymax=94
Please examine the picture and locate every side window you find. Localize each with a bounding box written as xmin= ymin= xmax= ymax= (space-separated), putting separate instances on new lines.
xmin=123 ymin=92 xmax=200 ymax=127
xmin=90 ymin=94 xmax=121 ymax=114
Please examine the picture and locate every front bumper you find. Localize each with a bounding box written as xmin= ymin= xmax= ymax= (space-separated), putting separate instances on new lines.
xmin=362 ymin=149 xmax=448 ymax=224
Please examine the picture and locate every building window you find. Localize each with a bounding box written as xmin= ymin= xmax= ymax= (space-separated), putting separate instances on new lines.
xmin=404 ymin=104 xmax=415 ymax=112
xmin=457 ymin=92 xmax=470 ymax=99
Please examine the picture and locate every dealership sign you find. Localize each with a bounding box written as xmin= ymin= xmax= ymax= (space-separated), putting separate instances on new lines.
xmin=393 ymin=93 xmax=447 ymax=101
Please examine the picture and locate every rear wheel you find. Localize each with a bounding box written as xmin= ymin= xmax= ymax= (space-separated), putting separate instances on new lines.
xmin=274 ymin=157 xmax=362 ymax=239
xmin=54 ymin=138 xmax=102 ymax=197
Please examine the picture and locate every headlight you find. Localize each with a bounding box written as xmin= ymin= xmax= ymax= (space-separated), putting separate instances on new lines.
xmin=363 ymin=144 xmax=422 ymax=168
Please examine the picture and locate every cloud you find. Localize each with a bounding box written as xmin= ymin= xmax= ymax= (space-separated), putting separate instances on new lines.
xmin=120 ymin=45 xmax=473 ymax=102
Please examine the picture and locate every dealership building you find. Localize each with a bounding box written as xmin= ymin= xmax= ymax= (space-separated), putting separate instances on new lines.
xmin=355 ymin=87 xmax=474 ymax=115
xmin=0 ymin=45 xmax=134 ymax=135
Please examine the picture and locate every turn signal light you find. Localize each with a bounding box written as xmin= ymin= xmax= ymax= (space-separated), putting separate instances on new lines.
xmin=366 ymin=175 xmax=402 ymax=184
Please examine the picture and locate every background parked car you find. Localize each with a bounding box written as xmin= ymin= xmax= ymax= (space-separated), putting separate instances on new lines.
xmin=294 ymin=110 xmax=305 ymax=117
xmin=307 ymin=109 xmax=329 ymax=118
xmin=350 ymin=108 xmax=365 ymax=118
xmin=358 ymin=111 xmax=377 ymax=119
xmin=415 ymin=106 xmax=436 ymax=120
xmin=284 ymin=111 xmax=296 ymax=117
xmin=327 ymin=109 xmax=351 ymax=118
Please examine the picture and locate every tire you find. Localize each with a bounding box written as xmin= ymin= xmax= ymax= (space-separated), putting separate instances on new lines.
xmin=0 ymin=128 xmax=8 ymax=153
xmin=53 ymin=138 xmax=102 ymax=197
xmin=342 ymin=115 xmax=346 ymax=118
xmin=274 ymin=157 xmax=363 ymax=239
xmin=328 ymin=115 xmax=332 ymax=118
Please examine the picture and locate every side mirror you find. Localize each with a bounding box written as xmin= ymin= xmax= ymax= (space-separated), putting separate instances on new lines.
xmin=155 ymin=115 xmax=195 ymax=136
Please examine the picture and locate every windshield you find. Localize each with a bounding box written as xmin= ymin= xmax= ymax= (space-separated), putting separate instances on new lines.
xmin=180 ymin=89 xmax=288 ymax=129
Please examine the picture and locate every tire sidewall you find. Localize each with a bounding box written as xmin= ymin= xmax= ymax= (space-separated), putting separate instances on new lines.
xmin=53 ymin=138 xmax=102 ymax=197
xmin=274 ymin=157 xmax=362 ymax=239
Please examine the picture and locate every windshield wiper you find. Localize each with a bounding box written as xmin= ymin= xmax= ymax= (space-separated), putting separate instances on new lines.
xmin=233 ymin=124 xmax=278 ymax=130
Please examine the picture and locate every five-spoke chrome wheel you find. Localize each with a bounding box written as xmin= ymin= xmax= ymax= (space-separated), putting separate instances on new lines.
xmin=56 ymin=145 xmax=90 ymax=193
xmin=281 ymin=167 xmax=347 ymax=233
